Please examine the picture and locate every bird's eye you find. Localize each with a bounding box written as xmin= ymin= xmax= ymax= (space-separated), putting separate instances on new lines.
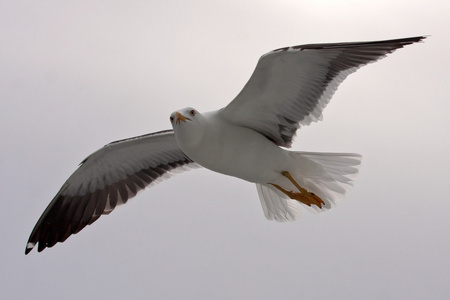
xmin=190 ymin=110 xmax=196 ymax=116
xmin=170 ymin=116 xmax=174 ymax=122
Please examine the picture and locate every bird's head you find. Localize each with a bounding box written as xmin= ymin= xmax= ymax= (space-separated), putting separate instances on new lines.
xmin=170 ymin=107 xmax=204 ymax=147
xmin=169 ymin=107 xmax=198 ymax=126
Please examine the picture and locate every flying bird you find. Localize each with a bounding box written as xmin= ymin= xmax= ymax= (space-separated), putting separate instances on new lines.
xmin=25 ymin=36 xmax=425 ymax=254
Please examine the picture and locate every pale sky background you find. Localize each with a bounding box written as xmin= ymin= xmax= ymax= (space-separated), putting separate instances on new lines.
xmin=1 ymin=1 xmax=449 ymax=299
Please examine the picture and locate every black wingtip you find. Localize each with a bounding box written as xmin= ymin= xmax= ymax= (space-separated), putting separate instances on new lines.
xmin=390 ymin=36 xmax=427 ymax=49
xmin=382 ymin=35 xmax=428 ymax=45
xmin=291 ymin=35 xmax=428 ymax=51
xmin=25 ymin=242 xmax=35 ymax=255
xmin=400 ymin=35 xmax=427 ymax=44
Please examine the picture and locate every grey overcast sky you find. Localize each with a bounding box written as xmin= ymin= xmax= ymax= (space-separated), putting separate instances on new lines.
xmin=1 ymin=0 xmax=449 ymax=299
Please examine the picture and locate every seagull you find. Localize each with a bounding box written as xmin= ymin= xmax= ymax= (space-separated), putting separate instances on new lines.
xmin=25 ymin=36 xmax=425 ymax=254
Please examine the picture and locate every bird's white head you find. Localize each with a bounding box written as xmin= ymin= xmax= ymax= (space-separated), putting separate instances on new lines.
xmin=169 ymin=107 xmax=196 ymax=125
xmin=169 ymin=107 xmax=198 ymax=126
xmin=170 ymin=107 xmax=204 ymax=148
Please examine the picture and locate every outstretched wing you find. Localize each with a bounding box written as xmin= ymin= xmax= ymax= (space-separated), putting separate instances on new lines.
xmin=26 ymin=130 xmax=198 ymax=254
xmin=220 ymin=36 xmax=425 ymax=147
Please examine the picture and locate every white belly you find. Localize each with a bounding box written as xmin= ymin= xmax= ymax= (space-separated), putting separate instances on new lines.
xmin=176 ymin=119 xmax=291 ymax=184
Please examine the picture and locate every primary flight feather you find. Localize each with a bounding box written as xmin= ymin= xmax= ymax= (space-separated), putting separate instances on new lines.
xmin=25 ymin=36 xmax=425 ymax=254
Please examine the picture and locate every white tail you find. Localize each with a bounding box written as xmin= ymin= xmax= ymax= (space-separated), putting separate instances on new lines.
xmin=256 ymin=152 xmax=362 ymax=221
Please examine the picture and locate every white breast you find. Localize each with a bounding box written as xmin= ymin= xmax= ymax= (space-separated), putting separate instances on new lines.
xmin=175 ymin=111 xmax=291 ymax=184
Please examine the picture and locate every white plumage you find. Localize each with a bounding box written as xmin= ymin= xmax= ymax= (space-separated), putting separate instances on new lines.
xmin=25 ymin=36 xmax=425 ymax=254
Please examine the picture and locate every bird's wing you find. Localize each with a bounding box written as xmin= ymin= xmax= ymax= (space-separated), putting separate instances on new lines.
xmin=220 ymin=36 xmax=425 ymax=147
xmin=26 ymin=129 xmax=199 ymax=254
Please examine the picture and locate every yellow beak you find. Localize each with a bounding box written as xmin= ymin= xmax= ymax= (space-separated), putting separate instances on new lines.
xmin=175 ymin=112 xmax=190 ymax=124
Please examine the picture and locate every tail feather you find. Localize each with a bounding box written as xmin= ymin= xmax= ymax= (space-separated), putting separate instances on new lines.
xmin=297 ymin=152 xmax=361 ymax=199
xmin=256 ymin=184 xmax=302 ymax=222
xmin=256 ymin=152 xmax=362 ymax=221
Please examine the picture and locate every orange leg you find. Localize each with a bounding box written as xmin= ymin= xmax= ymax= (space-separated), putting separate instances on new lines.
xmin=269 ymin=171 xmax=325 ymax=208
